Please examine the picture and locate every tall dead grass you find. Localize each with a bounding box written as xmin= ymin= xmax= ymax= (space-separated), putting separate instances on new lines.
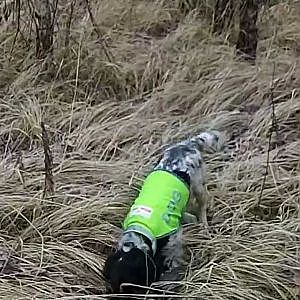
xmin=0 ymin=0 xmax=299 ymax=299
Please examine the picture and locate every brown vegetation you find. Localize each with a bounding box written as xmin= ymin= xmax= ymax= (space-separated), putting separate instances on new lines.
xmin=0 ymin=0 xmax=299 ymax=299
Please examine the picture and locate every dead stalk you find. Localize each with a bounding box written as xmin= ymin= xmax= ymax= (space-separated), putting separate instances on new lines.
xmin=41 ymin=122 xmax=55 ymax=197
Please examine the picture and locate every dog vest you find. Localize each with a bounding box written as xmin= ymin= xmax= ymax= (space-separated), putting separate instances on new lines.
xmin=123 ymin=170 xmax=190 ymax=252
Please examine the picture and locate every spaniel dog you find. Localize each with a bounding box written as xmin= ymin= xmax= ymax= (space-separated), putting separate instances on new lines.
xmin=103 ymin=130 xmax=225 ymax=298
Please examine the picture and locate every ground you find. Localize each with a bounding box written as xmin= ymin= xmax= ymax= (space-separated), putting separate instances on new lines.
xmin=0 ymin=0 xmax=299 ymax=299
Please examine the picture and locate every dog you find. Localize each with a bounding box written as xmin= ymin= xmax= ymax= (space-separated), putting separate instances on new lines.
xmin=103 ymin=130 xmax=225 ymax=298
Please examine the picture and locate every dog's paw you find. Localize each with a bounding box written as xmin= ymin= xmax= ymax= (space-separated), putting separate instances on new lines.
xmin=160 ymin=267 xmax=183 ymax=282
xmin=182 ymin=212 xmax=198 ymax=224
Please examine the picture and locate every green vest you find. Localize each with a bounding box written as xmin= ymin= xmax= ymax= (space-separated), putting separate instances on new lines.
xmin=123 ymin=170 xmax=190 ymax=249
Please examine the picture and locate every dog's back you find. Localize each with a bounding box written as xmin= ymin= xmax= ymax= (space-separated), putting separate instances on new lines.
xmin=154 ymin=130 xmax=225 ymax=226
xmin=155 ymin=130 xmax=224 ymax=178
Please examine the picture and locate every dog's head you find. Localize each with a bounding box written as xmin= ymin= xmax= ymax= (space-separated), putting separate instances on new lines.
xmin=103 ymin=247 xmax=157 ymax=295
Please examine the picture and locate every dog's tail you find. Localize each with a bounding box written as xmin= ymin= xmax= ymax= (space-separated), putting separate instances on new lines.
xmin=189 ymin=130 xmax=225 ymax=153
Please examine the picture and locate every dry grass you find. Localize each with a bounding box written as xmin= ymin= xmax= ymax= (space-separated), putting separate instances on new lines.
xmin=0 ymin=0 xmax=299 ymax=299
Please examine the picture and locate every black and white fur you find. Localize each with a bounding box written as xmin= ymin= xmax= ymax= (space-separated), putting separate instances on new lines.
xmin=103 ymin=130 xmax=225 ymax=298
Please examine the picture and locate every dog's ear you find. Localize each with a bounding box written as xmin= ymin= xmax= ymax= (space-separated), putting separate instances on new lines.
xmin=103 ymin=250 xmax=123 ymax=293
xmin=103 ymin=252 xmax=114 ymax=281
xmin=103 ymin=248 xmax=158 ymax=294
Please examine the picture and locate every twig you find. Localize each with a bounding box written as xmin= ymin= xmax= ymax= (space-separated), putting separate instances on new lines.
xmin=41 ymin=122 xmax=55 ymax=197
xmin=50 ymin=0 xmax=58 ymax=31
xmin=65 ymin=0 xmax=75 ymax=48
xmin=9 ymin=0 xmax=21 ymax=57
xmin=240 ymin=62 xmax=278 ymax=236
xmin=256 ymin=62 xmax=277 ymax=214
xmin=84 ymin=0 xmax=113 ymax=63
xmin=15 ymin=151 xmax=25 ymax=187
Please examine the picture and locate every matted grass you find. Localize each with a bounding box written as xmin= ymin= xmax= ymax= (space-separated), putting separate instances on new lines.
xmin=0 ymin=0 xmax=299 ymax=299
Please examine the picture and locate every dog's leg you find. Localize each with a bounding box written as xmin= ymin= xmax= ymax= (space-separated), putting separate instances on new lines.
xmin=191 ymin=183 xmax=209 ymax=228
xmin=159 ymin=230 xmax=184 ymax=282
xmin=199 ymin=188 xmax=209 ymax=228
xmin=187 ymin=159 xmax=209 ymax=228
